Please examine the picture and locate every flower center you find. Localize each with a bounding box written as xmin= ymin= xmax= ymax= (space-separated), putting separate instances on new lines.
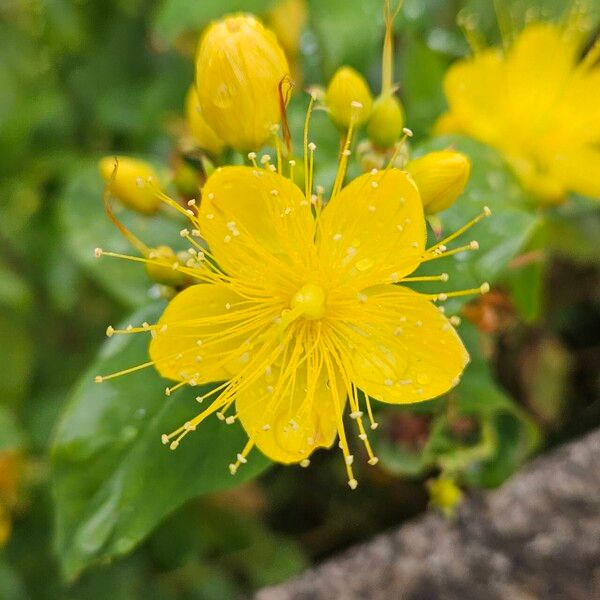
xmin=290 ymin=283 xmax=327 ymax=320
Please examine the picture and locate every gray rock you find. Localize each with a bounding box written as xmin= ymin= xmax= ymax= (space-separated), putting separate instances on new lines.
xmin=256 ymin=429 xmax=600 ymax=600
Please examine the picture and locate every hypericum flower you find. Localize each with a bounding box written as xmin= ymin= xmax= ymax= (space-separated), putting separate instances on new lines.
xmin=437 ymin=21 xmax=600 ymax=204
xmin=184 ymin=86 xmax=225 ymax=157
xmin=406 ymin=150 xmax=471 ymax=214
xmin=195 ymin=14 xmax=290 ymax=152
xmin=98 ymin=156 xmax=162 ymax=215
xmin=95 ymin=98 xmax=492 ymax=488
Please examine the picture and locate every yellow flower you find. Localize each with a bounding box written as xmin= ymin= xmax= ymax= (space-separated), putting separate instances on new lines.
xmin=325 ymin=66 xmax=373 ymax=130
xmin=96 ymin=99 xmax=492 ymax=487
xmin=195 ymin=14 xmax=290 ymax=152
xmin=407 ymin=150 xmax=471 ymax=214
xmin=184 ymin=86 xmax=225 ymax=157
xmin=98 ymin=156 xmax=162 ymax=215
xmin=438 ymin=22 xmax=600 ymax=204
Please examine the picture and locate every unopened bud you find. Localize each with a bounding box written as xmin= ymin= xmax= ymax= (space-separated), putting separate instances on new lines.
xmin=146 ymin=245 xmax=188 ymax=288
xmin=427 ymin=476 xmax=463 ymax=518
xmin=195 ymin=14 xmax=289 ymax=152
xmin=266 ymin=0 xmax=307 ymax=61
xmin=184 ymin=86 xmax=225 ymax=157
xmin=325 ymin=66 xmax=373 ymax=130
xmin=98 ymin=156 xmax=162 ymax=215
xmin=367 ymin=94 xmax=405 ymax=149
xmin=406 ymin=150 xmax=471 ymax=214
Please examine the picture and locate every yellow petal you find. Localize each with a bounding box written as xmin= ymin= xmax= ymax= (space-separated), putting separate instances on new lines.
xmin=553 ymin=68 xmax=600 ymax=146
xmin=552 ymin=146 xmax=600 ymax=200
xmin=149 ymin=284 xmax=263 ymax=384
xmin=318 ymin=168 xmax=426 ymax=287
xmin=199 ymin=166 xmax=315 ymax=286
xmin=235 ymin=361 xmax=342 ymax=464
xmin=504 ymin=24 xmax=578 ymax=127
xmin=443 ymin=49 xmax=506 ymax=146
xmin=336 ymin=285 xmax=469 ymax=404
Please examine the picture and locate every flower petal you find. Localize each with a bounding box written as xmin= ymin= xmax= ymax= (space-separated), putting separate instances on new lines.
xmin=149 ymin=283 xmax=268 ymax=384
xmin=235 ymin=361 xmax=343 ymax=464
xmin=551 ymin=146 xmax=600 ymax=200
xmin=199 ymin=166 xmax=314 ymax=286
xmin=444 ymin=49 xmax=507 ymax=146
xmin=331 ymin=285 xmax=469 ymax=404
xmin=318 ymin=169 xmax=426 ymax=287
xmin=504 ymin=24 xmax=578 ymax=125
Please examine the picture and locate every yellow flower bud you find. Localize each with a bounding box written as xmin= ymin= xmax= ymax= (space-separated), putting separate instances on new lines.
xmin=195 ymin=14 xmax=289 ymax=152
xmin=367 ymin=94 xmax=405 ymax=149
xmin=184 ymin=86 xmax=225 ymax=157
xmin=267 ymin=0 xmax=307 ymax=61
xmin=406 ymin=150 xmax=471 ymax=214
xmin=325 ymin=66 xmax=373 ymax=130
xmin=146 ymin=246 xmax=189 ymax=288
xmin=427 ymin=476 xmax=463 ymax=517
xmin=98 ymin=156 xmax=162 ymax=215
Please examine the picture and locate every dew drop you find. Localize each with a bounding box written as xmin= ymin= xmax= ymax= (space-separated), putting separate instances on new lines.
xmin=355 ymin=257 xmax=374 ymax=272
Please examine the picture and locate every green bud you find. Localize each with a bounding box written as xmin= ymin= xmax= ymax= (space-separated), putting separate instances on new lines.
xmin=367 ymin=94 xmax=405 ymax=149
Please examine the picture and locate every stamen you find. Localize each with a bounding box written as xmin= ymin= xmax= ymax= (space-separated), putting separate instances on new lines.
xmin=428 ymin=207 xmax=491 ymax=254
xmin=303 ymin=93 xmax=316 ymax=199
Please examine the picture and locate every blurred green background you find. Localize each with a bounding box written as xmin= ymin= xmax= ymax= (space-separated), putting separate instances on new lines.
xmin=0 ymin=0 xmax=598 ymax=598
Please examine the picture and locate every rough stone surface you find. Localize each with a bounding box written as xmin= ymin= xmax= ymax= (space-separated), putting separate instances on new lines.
xmin=256 ymin=429 xmax=600 ymax=600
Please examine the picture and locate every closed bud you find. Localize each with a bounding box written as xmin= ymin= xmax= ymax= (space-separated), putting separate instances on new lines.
xmin=406 ymin=150 xmax=471 ymax=214
xmin=367 ymin=94 xmax=405 ymax=149
xmin=99 ymin=156 xmax=161 ymax=215
xmin=267 ymin=0 xmax=307 ymax=61
xmin=195 ymin=14 xmax=289 ymax=152
xmin=325 ymin=66 xmax=373 ymax=130
xmin=184 ymin=86 xmax=225 ymax=157
xmin=427 ymin=476 xmax=463 ymax=518
xmin=146 ymin=246 xmax=189 ymax=288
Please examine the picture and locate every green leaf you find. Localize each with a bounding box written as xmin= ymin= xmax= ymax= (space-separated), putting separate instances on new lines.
xmin=52 ymin=303 xmax=270 ymax=580
xmin=413 ymin=135 xmax=540 ymax=314
xmin=543 ymin=198 xmax=600 ymax=265
xmin=501 ymin=252 xmax=546 ymax=323
xmin=153 ymin=0 xmax=276 ymax=45
xmin=60 ymin=162 xmax=185 ymax=308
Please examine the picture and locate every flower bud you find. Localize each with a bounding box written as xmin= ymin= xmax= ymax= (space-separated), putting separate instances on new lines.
xmin=427 ymin=476 xmax=463 ymax=517
xmin=325 ymin=66 xmax=373 ymax=130
xmin=267 ymin=0 xmax=307 ymax=61
xmin=99 ymin=156 xmax=161 ymax=215
xmin=146 ymin=246 xmax=189 ymax=288
xmin=406 ymin=150 xmax=471 ymax=214
xmin=367 ymin=94 xmax=405 ymax=149
xmin=184 ymin=86 xmax=225 ymax=157
xmin=195 ymin=14 xmax=289 ymax=152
